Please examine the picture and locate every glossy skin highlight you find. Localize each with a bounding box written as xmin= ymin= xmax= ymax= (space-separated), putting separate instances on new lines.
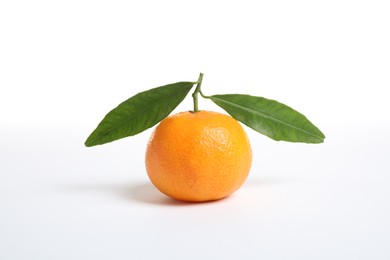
xmin=145 ymin=111 xmax=252 ymax=202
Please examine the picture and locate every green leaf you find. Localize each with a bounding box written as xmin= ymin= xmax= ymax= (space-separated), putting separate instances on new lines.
xmin=85 ymin=81 xmax=195 ymax=147
xmin=209 ymin=94 xmax=325 ymax=143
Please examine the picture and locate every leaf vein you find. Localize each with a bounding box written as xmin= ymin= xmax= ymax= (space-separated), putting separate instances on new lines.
xmin=211 ymin=96 xmax=322 ymax=139
xmin=86 ymin=83 xmax=193 ymax=145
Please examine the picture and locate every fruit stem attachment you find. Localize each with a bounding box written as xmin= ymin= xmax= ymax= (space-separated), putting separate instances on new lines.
xmin=192 ymin=72 xmax=204 ymax=112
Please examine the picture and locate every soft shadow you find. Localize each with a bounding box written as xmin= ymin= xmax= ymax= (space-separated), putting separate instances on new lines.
xmin=62 ymin=176 xmax=293 ymax=206
xmin=63 ymin=182 xmax=220 ymax=206
xmin=123 ymin=182 xmax=198 ymax=206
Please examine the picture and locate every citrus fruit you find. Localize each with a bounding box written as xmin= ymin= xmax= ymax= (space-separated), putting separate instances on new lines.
xmin=145 ymin=110 xmax=252 ymax=202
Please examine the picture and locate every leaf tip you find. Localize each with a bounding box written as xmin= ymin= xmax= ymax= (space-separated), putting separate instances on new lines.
xmin=84 ymin=139 xmax=92 ymax=147
xmin=84 ymin=133 xmax=96 ymax=147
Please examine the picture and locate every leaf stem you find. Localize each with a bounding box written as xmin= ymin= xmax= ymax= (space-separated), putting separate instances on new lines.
xmin=192 ymin=72 xmax=204 ymax=112
xmin=199 ymin=90 xmax=210 ymax=99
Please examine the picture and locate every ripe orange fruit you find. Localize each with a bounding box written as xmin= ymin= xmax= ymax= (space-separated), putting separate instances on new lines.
xmin=145 ymin=110 xmax=252 ymax=202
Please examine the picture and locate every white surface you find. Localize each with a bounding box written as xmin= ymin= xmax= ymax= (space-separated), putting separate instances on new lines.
xmin=1 ymin=1 xmax=390 ymax=259
xmin=1 ymin=125 xmax=389 ymax=259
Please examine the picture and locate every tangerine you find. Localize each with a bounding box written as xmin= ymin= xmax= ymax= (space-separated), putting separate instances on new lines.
xmin=145 ymin=110 xmax=252 ymax=202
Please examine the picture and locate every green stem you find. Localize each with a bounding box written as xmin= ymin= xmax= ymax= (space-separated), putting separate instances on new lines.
xmin=192 ymin=72 xmax=204 ymax=112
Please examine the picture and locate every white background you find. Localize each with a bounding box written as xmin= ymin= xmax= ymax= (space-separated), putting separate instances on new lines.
xmin=1 ymin=0 xmax=390 ymax=259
